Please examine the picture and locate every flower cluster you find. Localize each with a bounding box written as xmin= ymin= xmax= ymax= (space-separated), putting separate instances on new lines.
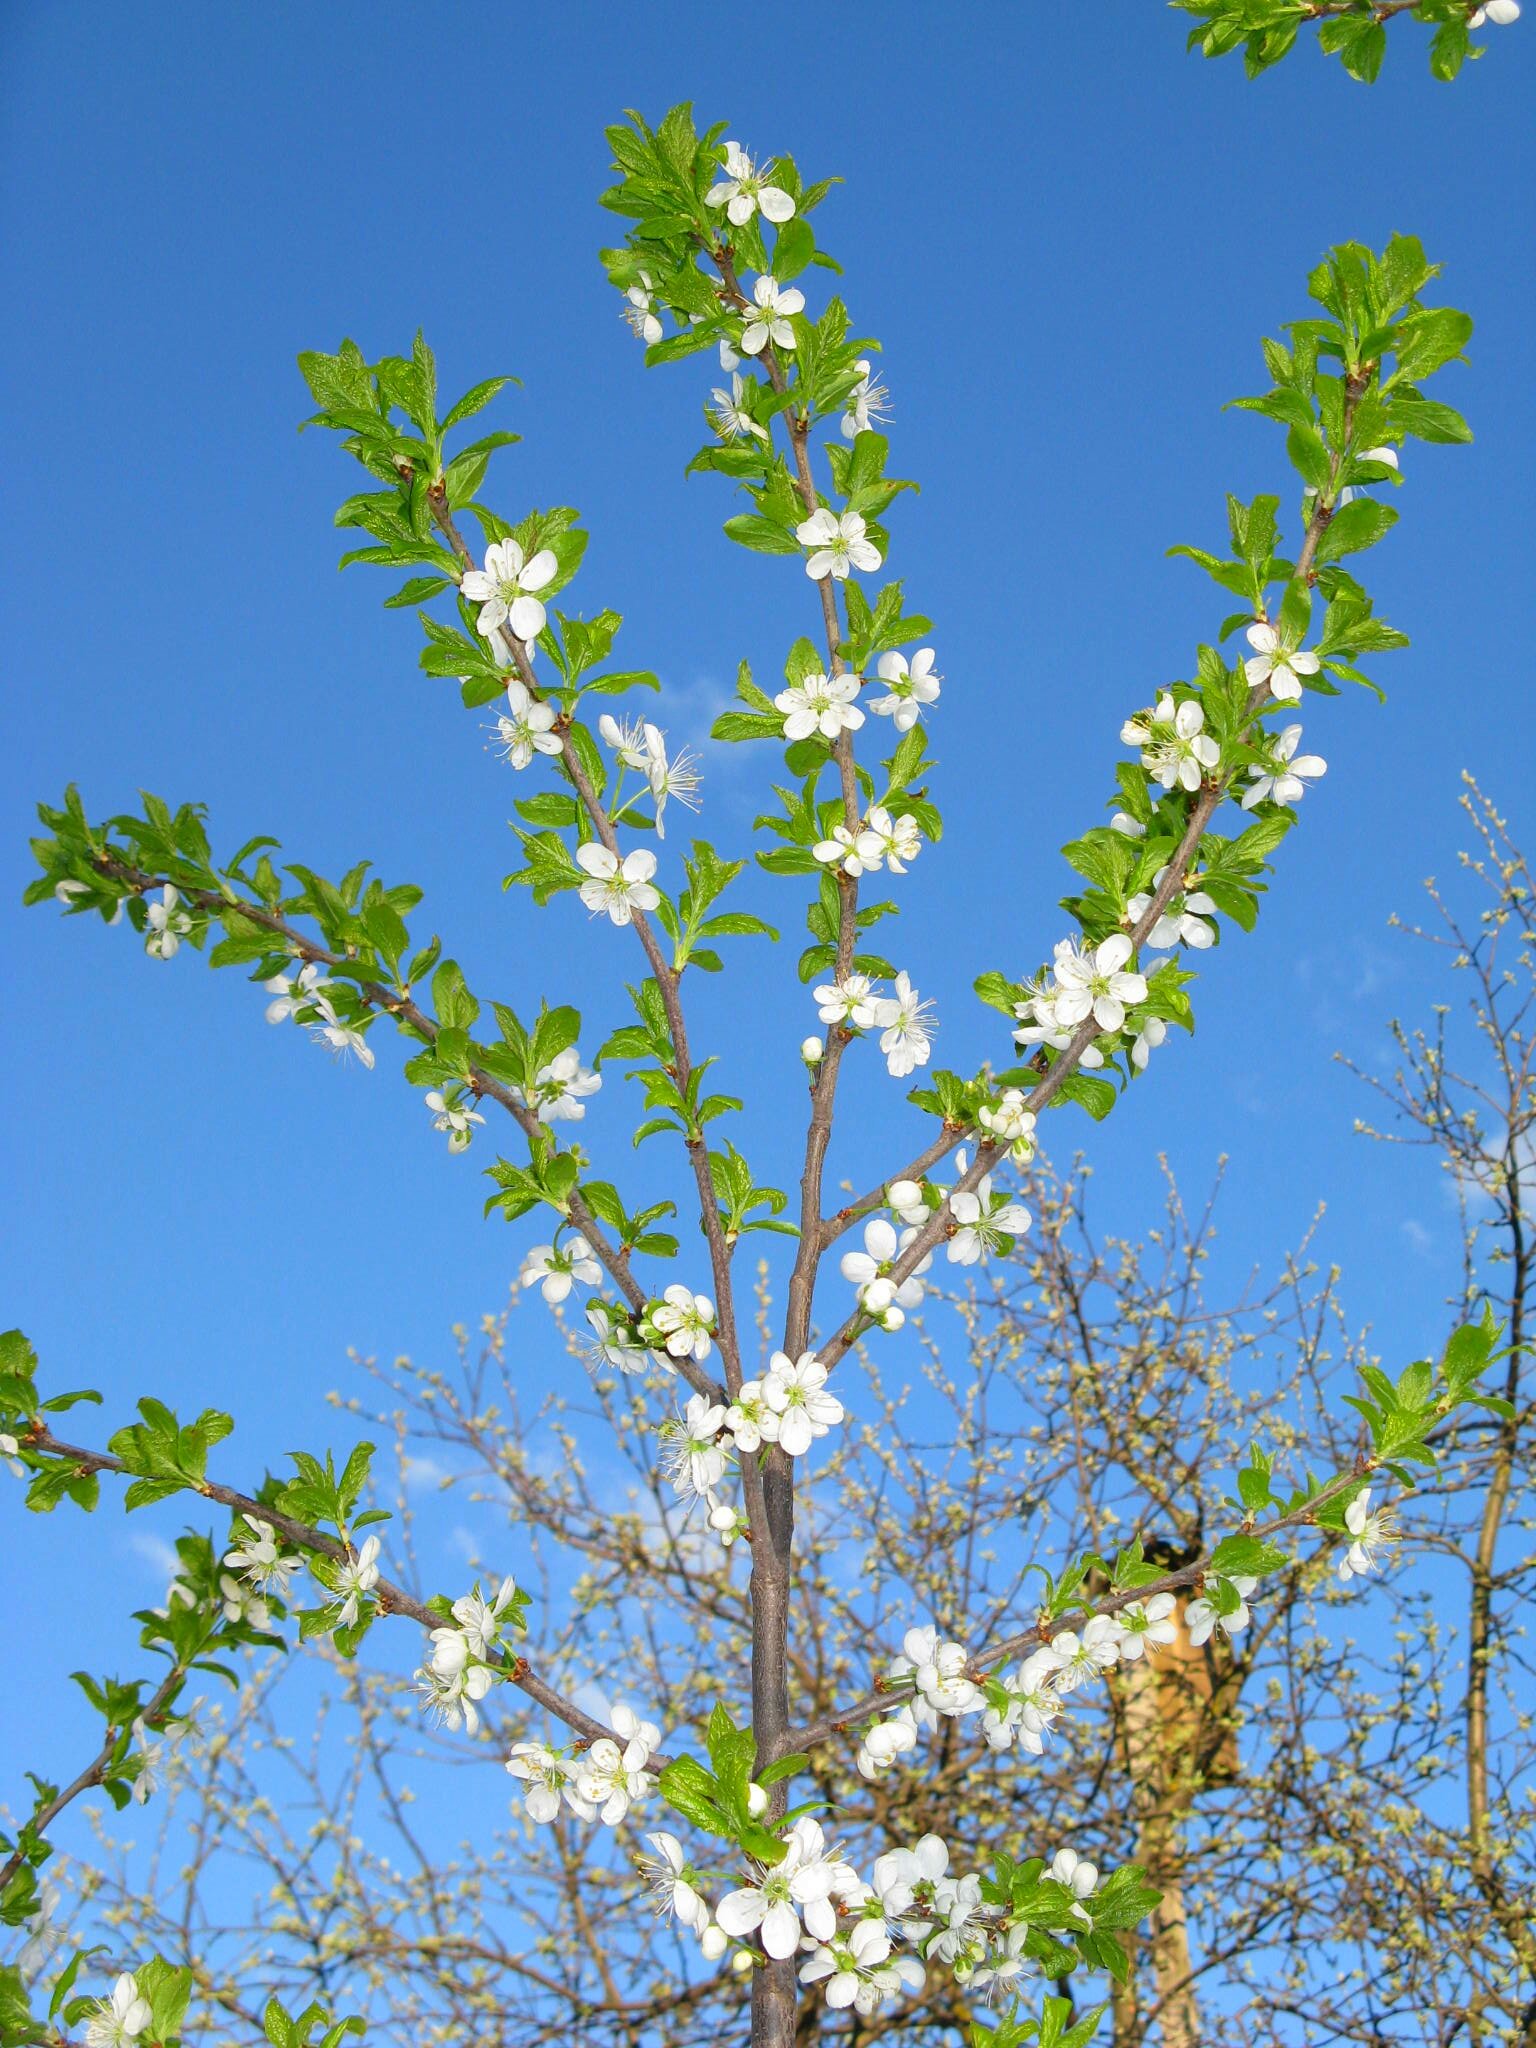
xmin=414 ymin=1576 xmax=523 ymax=1735
xmin=506 ymin=1702 xmax=660 ymax=1825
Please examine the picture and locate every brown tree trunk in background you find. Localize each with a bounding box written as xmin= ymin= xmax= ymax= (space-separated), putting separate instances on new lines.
xmin=1111 ymin=1592 xmax=1240 ymax=2047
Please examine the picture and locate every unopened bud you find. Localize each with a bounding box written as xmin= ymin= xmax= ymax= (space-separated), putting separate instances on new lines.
xmin=801 ymin=1037 xmax=824 ymax=1063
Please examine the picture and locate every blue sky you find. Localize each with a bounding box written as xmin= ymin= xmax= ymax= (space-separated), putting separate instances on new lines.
xmin=2 ymin=0 xmax=1533 ymax=1863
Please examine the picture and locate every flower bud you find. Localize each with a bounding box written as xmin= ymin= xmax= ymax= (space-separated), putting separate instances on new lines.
xmin=746 ymin=1781 xmax=768 ymax=1817
xmin=700 ymin=1923 xmax=728 ymax=1961
xmin=731 ymin=1948 xmax=755 ymax=1975
xmin=801 ymin=1036 xmax=823 ymax=1063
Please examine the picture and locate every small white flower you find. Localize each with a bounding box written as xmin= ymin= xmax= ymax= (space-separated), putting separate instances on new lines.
xmin=1049 ymin=1847 xmax=1099 ymax=1924
xmin=414 ymin=1656 xmax=494 ymax=1733
xmin=648 ymin=1285 xmax=717 ymax=1363
xmin=599 ymin=715 xmax=700 ymax=838
xmin=1042 ymin=1614 xmax=1124 ymax=1692
xmin=329 ymin=1534 xmax=382 ymax=1628
xmin=1242 ymin=723 xmax=1328 ymax=809
xmin=223 ymin=1514 xmax=300 ymax=1597
xmin=841 ymin=1216 xmax=932 ymax=1315
xmin=639 ymin=1830 xmax=710 ymax=1933
xmin=1128 ymin=868 xmax=1218 ymax=951
xmin=507 ymin=1740 xmax=570 ymax=1824
xmin=867 ymin=647 xmax=940 ymax=730
xmin=462 ymin=539 xmax=559 ymax=647
xmin=892 ymin=1624 xmax=982 ymax=1718
xmin=622 ymin=272 xmax=663 ymax=345
xmin=660 ymin=1394 xmax=731 ymax=1500
xmin=1115 ymin=1591 xmax=1178 ymax=1659
xmin=813 ymin=821 xmax=878 ymax=875
xmin=840 ymin=359 xmax=892 ymax=440
xmin=582 ymin=1301 xmax=649 ymax=1376
xmin=1124 ymin=693 xmax=1222 ymax=791
xmin=814 ymin=973 xmax=881 ymax=1028
xmin=977 ymin=1089 xmax=1037 ymax=1159
xmin=855 ymin=805 xmax=923 ymax=876
xmin=857 ymin=1707 xmax=920 ymax=1780
xmin=872 ymin=971 xmax=936 ymax=1078
xmin=264 ymin=961 xmax=325 ymax=1024
xmin=795 ymin=506 xmax=882 ymax=581
xmin=1470 ymin=2 xmax=1520 ymax=26
xmin=1130 ymin=1015 xmax=1168 ymax=1071
xmin=1185 ymin=1575 xmax=1258 ymax=1646
xmin=0 ymin=1431 xmax=24 ymax=1479
xmin=1339 ymin=1487 xmax=1395 ymax=1582
xmin=716 ymin=1817 xmax=858 ymax=1959
xmin=218 ymin=1572 xmax=271 ymax=1628
xmin=947 ymin=1162 xmax=1031 ymax=1267
xmin=308 ymin=996 xmax=375 ymax=1068
xmin=494 ymin=676 xmax=562 ymax=768
xmin=762 ymin=1350 xmax=844 ymax=1457
xmin=740 ymin=275 xmax=805 ymax=356
xmin=520 ymin=1236 xmax=602 ymax=1306
xmin=144 ymin=884 xmax=192 ymax=959
xmin=1052 ymin=933 xmax=1147 ymax=1033
xmin=424 ymin=1086 xmax=487 ymax=1153
xmin=575 ymin=842 xmax=661 ymax=925
xmin=84 ymin=1974 xmax=153 ymax=2048
xmin=776 ymin=670 xmax=865 ymax=742
xmin=566 ymin=1704 xmax=660 ymax=1824
xmin=708 ymin=370 xmax=770 ymax=443
xmin=129 ymin=1714 xmax=186 ymax=1806
xmin=886 ymin=1177 xmax=930 ymax=1226
xmin=725 ymin=1379 xmax=772 ymax=1454
xmin=452 ymin=1575 xmax=520 ymax=1658
xmin=1110 ymin=811 xmax=1147 ymax=839
xmin=706 ymin=142 xmax=796 ymax=226
xmin=518 ymin=1046 xmax=602 ymax=1123
xmin=1243 ymin=622 xmax=1321 ymax=703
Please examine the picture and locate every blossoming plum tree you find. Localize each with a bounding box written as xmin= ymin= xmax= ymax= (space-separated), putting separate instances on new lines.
xmin=3 ymin=9 xmax=1526 ymax=2046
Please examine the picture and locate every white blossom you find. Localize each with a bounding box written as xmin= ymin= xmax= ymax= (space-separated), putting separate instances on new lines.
xmin=639 ymin=1830 xmax=710 ymax=1933
xmin=1243 ymin=723 xmax=1328 ymax=809
xmin=144 ymin=884 xmax=192 ymax=960
xmin=218 ymin=1573 xmax=271 ymax=1629
xmin=1123 ymin=692 xmax=1221 ymax=791
xmin=424 ymin=1086 xmax=487 ymax=1153
xmin=814 ymin=973 xmax=881 ymax=1028
xmin=708 ymin=370 xmax=770 ymax=443
xmin=1339 ymin=1487 xmax=1395 ymax=1582
xmin=706 ymin=143 xmax=796 ymax=226
xmin=575 ymin=842 xmax=661 ymax=925
xmin=855 ymin=805 xmax=923 ymax=875
xmin=740 ymin=276 xmax=804 ymax=355
xmin=1470 ymin=3 xmax=1519 ymax=27
xmin=1131 ymin=1015 xmax=1168 ymax=1070
xmin=519 ymin=1236 xmax=601 ymax=1305
xmin=84 ymin=1974 xmax=153 ymax=2048
xmin=801 ymin=1919 xmax=922 ymax=2015
xmin=649 ymin=1285 xmax=717 ymax=1363
xmin=715 ymin=1818 xmax=859 ymax=1959
xmin=223 ymin=1514 xmax=300 ymax=1597
xmin=1115 ymin=1591 xmax=1178 ymax=1659
xmin=599 ymin=714 xmax=700 ymax=837
xmin=622 ymin=273 xmax=663 ymax=345
xmin=840 ymin=1216 xmax=931 ymax=1318
xmin=795 ymin=507 xmax=882 ymax=581
xmin=840 ymin=359 xmax=892 ymax=439
xmin=130 ymin=1714 xmax=186 ymax=1806
xmin=762 ymin=1349 xmax=844 ymax=1457
xmin=1042 ymin=1613 xmax=1124 ymax=1692
xmin=567 ymin=1704 xmax=659 ymax=1824
xmin=661 ymin=1394 xmax=731 ymax=1500
xmin=493 ymin=676 xmax=562 ymax=768
xmin=1128 ymin=868 xmax=1218 ymax=950
xmin=506 ymin=1740 xmax=570 ymax=1824
xmin=517 ymin=1046 xmax=602 ymax=1125
xmin=775 ymin=670 xmax=865 ymax=742
xmin=0 ymin=1431 xmax=24 ymax=1479
xmin=329 ymin=1535 xmax=382 ymax=1628
xmin=264 ymin=962 xmax=325 ymax=1023
xmin=886 ymin=1177 xmax=931 ymax=1226
xmin=1049 ymin=1846 xmax=1099 ymax=1924
xmin=308 ymin=997 xmax=375 ymax=1068
xmin=1243 ymin=622 xmax=1321 ymax=703
xmin=892 ymin=1624 xmax=983 ymax=1719
xmin=414 ymin=1656 xmax=494 ymax=1733
xmin=947 ymin=1156 xmax=1031 ymax=1266
xmin=462 ymin=539 xmax=558 ymax=647
xmin=724 ymin=1379 xmax=772 ymax=1454
xmin=872 ymin=971 xmax=935 ymax=1078
xmin=977 ymin=1090 xmax=1037 ymax=1160
xmin=1110 ymin=810 xmax=1147 ymax=838
xmin=813 ymin=821 xmax=878 ymax=876
xmin=867 ymin=647 xmax=940 ymax=729
xmin=452 ymin=1575 xmax=520 ymax=1659
xmin=857 ymin=1707 xmax=919 ymax=1780
xmin=981 ymin=1650 xmax=1064 ymax=1755
xmin=1185 ymin=1574 xmax=1258 ymax=1646
xmin=1052 ymin=933 xmax=1147 ymax=1033
xmin=582 ymin=1301 xmax=649 ymax=1376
